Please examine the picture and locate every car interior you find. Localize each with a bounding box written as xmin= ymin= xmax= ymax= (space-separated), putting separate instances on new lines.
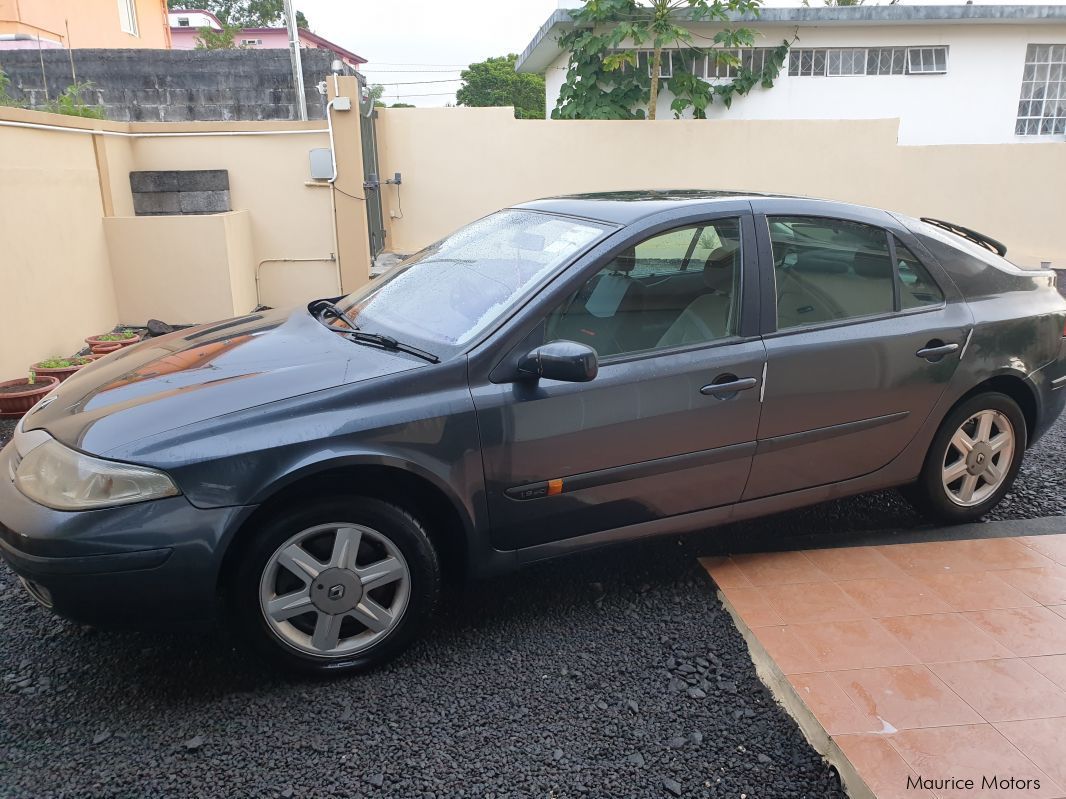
xmin=546 ymin=223 xmax=742 ymax=357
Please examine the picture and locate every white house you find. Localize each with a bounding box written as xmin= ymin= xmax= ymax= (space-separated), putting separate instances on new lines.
xmin=516 ymin=4 xmax=1066 ymax=144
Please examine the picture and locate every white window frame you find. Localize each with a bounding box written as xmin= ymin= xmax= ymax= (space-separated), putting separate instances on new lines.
xmin=177 ymin=16 xmax=190 ymax=27
xmin=906 ymin=47 xmax=948 ymax=75
xmin=241 ymin=38 xmax=264 ymax=46
xmin=826 ymin=48 xmax=867 ymax=77
xmin=1016 ymin=43 xmax=1066 ymax=136
xmin=638 ymin=50 xmax=673 ymax=79
xmin=118 ymin=0 xmax=139 ymax=36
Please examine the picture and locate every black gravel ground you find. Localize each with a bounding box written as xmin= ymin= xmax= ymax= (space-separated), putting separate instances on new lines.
xmin=0 ymin=410 xmax=1062 ymax=798
xmin=0 ymin=541 xmax=842 ymax=799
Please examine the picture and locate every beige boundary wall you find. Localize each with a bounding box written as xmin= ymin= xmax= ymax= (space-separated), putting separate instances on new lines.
xmin=0 ymin=79 xmax=372 ymax=380
xmin=2 ymin=100 xmax=1063 ymax=381
xmin=375 ymin=107 xmax=1065 ymax=269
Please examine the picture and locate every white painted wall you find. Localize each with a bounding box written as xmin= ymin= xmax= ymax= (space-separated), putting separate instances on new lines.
xmin=167 ymin=11 xmax=220 ymax=30
xmin=543 ymin=22 xmax=1066 ymax=145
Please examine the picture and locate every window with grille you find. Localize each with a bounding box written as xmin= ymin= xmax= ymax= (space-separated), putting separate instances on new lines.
xmin=241 ymin=38 xmax=264 ymax=46
xmin=789 ymin=48 xmax=827 ymax=77
xmin=177 ymin=16 xmax=190 ymax=27
xmin=118 ymin=0 xmax=139 ymax=36
xmin=867 ymin=48 xmax=907 ymax=75
xmin=827 ymin=48 xmax=866 ymax=76
xmin=1016 ymin=44 xmax=1066 ymax=136
xmin=906 ymin=47 xmax=948 ymax=74
xmin=789 ymin=46 xmax=948 ymax=77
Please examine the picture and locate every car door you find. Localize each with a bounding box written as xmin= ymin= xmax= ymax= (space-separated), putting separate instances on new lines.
xmin=742 ymin=199 xmax=972 ymax=500
xmin=470 ymin=210 xmax=767 ymax=551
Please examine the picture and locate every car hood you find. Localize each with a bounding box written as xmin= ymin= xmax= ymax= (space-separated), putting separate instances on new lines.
xmin=23 ymin=307 xmax=424 ymax=455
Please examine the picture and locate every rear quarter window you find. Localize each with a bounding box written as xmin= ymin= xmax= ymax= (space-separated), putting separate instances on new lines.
xmin=908 ymin=219 xmax=1036 ymax=298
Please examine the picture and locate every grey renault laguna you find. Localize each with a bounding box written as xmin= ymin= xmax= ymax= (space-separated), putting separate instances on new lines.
xmin=2 ymin=191 xmax=1065 ymax=674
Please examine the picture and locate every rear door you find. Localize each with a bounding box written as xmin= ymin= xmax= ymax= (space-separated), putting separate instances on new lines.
xmin=743 ymin=199 xmax=972 ymax=500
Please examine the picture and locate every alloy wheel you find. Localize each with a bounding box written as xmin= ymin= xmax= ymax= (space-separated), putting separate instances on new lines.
xmin=941 ymin=409 xmax=1015 ymax=507
xmin=258 ymin=523 xmax=411 ymax=658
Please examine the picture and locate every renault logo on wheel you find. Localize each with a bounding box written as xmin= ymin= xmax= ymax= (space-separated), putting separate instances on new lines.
xmin=328 ymin=584 xmax=345 ymax=600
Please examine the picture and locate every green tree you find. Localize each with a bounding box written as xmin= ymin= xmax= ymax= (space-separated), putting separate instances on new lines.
xmin=168 ymin=1 xmax=309 ymax=29
xmin=553 ymin=0 xmax=789 ymax=120
xmin=456 ymin=54 xmax=546 ymax=119
xmin=195 ymin=21 xmax=239 ymax=49
xmin=390 ymin=102 xmax=416 ymax=108
xmin=370 ymin=84 xmax=386 ymax=108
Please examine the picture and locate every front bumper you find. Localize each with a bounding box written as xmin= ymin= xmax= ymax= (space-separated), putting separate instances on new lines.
xmin=0 ymin=438 xmax=249 ymax=627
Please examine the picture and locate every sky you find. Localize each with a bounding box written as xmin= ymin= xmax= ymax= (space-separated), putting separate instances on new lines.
xmin=295 ymin=0 xmax=1064 ymax=107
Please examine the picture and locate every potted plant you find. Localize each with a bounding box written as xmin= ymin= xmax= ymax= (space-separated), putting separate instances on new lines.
xmin=85 ymin=329 xmax=141 ymax=349
xmin=91 ymin=343 xmax=122 ymax=356
xmin=0 ymin=371 xmax=59 ymax=418
xmin=31 ymin=355 xmax=95 ymax=383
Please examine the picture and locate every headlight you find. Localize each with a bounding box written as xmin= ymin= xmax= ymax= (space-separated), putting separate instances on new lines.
xmin=15 ymin=439 xmax=180 ymax=511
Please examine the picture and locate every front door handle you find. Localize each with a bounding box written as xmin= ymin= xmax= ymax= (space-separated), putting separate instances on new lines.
xmin=700 ymin=376 xmax=758 ymax=398
xmin=916 ymin=341 xmax=960 ymax=362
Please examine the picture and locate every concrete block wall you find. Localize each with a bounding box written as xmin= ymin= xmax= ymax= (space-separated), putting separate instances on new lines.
xmin=0 ymin=49 xmax=352 ymax=121
xmin=130 ymin=170 xmax=231 ymax=215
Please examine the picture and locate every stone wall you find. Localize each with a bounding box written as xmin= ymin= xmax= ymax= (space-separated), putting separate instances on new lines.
xmin=0 ymin=48 xmax=354 ymax=121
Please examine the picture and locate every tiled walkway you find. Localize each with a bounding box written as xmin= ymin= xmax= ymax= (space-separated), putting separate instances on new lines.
xmin=701 ymin=534 xmax=1066 ymax=799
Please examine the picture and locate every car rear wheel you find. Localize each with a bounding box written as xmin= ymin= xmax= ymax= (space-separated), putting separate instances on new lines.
xmin=903 ymin=392 xmax=1026 ymax=524
xmin=230 ymin=496 xmax=440 ymax=675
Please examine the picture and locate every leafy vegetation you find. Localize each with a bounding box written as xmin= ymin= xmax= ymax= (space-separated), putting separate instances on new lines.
xmin=552 ymin=0 xmax=790 ymax=120
xmin=94 ymin=330 xmax=137 ymax=342
xmin=456 ymin=54 xmax=546 ymax=120
xmin=0 ymin=69 xmax=22 ymax=109
xmin=195 ymin=22 xmax=240 ymax=50
xmin=44 ymin=82 xmax=105 ymax=119
xmin=0 ymin=69 xmax=104 ymax=118
xmin=36 ymin=357 xmax=92 ymax=369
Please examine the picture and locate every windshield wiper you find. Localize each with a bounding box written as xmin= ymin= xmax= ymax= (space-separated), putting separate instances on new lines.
xmin=310 ymin=299 xmax=440 ymax=363
xmin=344 ymin=331 xmax=440 ymax=363
xmin=311 ymin=299 xmax=359 ymax=332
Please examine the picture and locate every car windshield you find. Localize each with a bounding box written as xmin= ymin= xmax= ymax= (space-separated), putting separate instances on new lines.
xmin=337 ymin=210 xmax=610 ymax=358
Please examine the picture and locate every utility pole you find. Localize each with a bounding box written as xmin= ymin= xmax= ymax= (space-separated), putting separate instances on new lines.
xmin=284 ymin=0 xmax=308 ymax=121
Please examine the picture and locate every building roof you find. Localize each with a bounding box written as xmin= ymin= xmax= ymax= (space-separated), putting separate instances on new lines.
xmin=516 ymin=4 xmax=1066 ymax=73
xmin=169 ymin=9 xmax=366 ymax=65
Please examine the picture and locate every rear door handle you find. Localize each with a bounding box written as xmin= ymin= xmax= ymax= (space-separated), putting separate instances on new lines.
xmin=700 ymin=376 xmax=758 ymax=398
xmin=916 ymin=342 xmax=960 ymax=361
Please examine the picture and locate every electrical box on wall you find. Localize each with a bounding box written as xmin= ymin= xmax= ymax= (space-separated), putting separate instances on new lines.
xmin=309 ymin=148 xmax=334 ymax=181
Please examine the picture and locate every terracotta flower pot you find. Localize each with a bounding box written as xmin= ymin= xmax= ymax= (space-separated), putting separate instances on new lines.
xmin=31 ymin=358 xmax=94 ymax=383
xmin=85 ymin=332 xmax=141 ymax=349
xmin=0 ymin=375 xmax=59 ymax=418
xmin=91 ymin=343 xmax=122 ymax=356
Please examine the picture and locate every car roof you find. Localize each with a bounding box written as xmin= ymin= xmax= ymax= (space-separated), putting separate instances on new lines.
xmin=514 ymin=190 xmax=808 ymax=225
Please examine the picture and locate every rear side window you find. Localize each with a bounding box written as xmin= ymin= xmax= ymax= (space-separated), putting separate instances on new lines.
xmin=769 ymin=217 xmax=894 ymax=330
xmin=894 ymin=236 xmax=944 ymax=309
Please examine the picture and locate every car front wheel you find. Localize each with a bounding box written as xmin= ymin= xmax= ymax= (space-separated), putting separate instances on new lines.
xmin=904 ymin=392 xmax=1026 ymax=524
xmin=230 ymin=496 xmax=440 ymax=675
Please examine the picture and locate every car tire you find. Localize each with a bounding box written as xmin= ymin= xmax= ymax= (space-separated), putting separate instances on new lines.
xmin=229 ymin=496 xmax=440 ymax=676
xmin=903 ymin=392 xmax=1026 ymax=524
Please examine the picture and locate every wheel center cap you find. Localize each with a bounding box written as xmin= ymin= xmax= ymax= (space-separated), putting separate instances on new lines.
xmin=310 ymin=568 xmax=362 ymax=614
xmin=966 ymin=443 xmax=994 ymax=476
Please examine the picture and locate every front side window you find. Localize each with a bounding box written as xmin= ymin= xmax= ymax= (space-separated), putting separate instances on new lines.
xmin=337 ymin=211 xmax=608 ymax=358
xmin=1016 ymin=44 xmax=1066 ymax=136
xmin=546 ymin=219 xmax=742 ymax=358
xmin=770 ymin=217 xmax=895 ymax=330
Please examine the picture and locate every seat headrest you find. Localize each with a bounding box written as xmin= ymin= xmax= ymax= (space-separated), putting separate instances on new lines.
xmin=852 ymin=250 xmax=892 ymax=279
xmin=610 ymin=248 xmax=636 ymax=274
xmin=703 ymin=244 xmax=738 ymax=291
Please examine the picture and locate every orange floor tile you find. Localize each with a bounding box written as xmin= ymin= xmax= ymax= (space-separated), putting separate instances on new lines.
xmin=701 ymin=533 xmax=1066 ymax=799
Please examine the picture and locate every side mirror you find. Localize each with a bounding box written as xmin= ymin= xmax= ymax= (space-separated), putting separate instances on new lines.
xmin=517 ymin=340 xmax=598 ymax=383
